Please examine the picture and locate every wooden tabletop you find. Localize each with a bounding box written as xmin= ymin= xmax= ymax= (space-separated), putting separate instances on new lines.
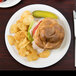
xmin=0 ymin=0 xmax=75 ymax=71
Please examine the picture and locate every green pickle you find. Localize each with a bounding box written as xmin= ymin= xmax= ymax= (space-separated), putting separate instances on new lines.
xmin=32 ymin=10 xmax=58 ymax=19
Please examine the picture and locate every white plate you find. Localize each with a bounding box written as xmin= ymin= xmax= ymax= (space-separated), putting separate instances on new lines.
xmin=0 ymin=0 xmax=21 ymax=8
xmin=5 ymin=4 xmax=71 ymax=68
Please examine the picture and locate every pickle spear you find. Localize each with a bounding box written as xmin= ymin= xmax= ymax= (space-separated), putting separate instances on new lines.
xmin=32 ymin=10 xmax=58 ymax=19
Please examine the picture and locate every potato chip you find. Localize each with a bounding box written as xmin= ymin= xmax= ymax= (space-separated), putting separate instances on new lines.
xmin=39 ymin=50 xmax=50 ymax=58
xmin=26 ymin=43 xmax=39 ymax=61
xmin=19 ymin=47 xmax=30 ymax=57
xmin=21 ymin=10 xmax=31 ymax=18
xmin=23 ymin=15 xmax=34 ymax=25
xmin=26 ymin=43 xmax=32 ymax=51
xmin=25 ymin=31 xmax=28 ymax=38
xmin=30 ymin=48 xmax=38 ymax=54
xmin=14 ymin=31 xmax=26 ymax=42
xmin=8 ymin=35 xmax=15 ymax=45
xmin=16 ymin=17 xmax=24 ymax=23
xmin=14 ymin=42 xmax=20 ymax=50
xmin=19 ymin=38 xmax=30 ymax=48
xmin=27 ymin=51 xmax=39 ymax=61
xmin=17 ymin=22 xmax=28 ymax=31
xmin=10 ymin=24 xmax=20 ymax=33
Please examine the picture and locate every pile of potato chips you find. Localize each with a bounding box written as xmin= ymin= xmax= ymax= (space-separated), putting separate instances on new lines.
xmin=7 ymin=11 xmax=50 ymax=61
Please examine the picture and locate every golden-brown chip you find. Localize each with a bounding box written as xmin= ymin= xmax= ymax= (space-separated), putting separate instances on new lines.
xmin=14 ymin=41 xmax=20 ymax=50
xmin=19 ymin=38 xmax=30 ymax=48
xmin=27 ymin=51 xmax=39 ymax=61
xmin=19 ymin=47 xmax=30 ymax=57
xmin=16 ymin=18 xmax=23 ymax=23
xmin=14 ymin=31 xmax=26 ymax=42
xmin=26 ymin=43 xmax=32 ymax=52
xmin=26 ymin=44 xmax=39 ymax=61
xmin=8 ymin=35 xmax=15 ymax=45
xmin=21 ymin=10 xmax=31 ymax=18
xmin=39 ymin=50 xmax=50 ymax=58
xmin=10 ymin=24 xmax=20 ymax=33
xmin=17 ymin=21 xmax=28 ymax=31
xmin=25 ymin=31 xmax=28 ymax=38
xmin=23 ymin=15 xmax=34 ymax=25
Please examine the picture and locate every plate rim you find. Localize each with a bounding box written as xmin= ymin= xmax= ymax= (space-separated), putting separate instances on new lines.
xmin=0 ymin=0 xmax=21 ymax=8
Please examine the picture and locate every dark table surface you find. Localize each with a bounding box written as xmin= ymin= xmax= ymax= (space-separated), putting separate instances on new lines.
xmin=0 ymin=0 xmax=75 ymax=71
